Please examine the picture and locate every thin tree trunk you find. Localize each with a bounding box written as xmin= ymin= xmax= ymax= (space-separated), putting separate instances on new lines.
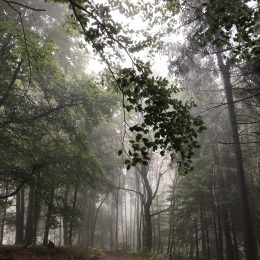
xmin=33 ymin=186 xmax=41 ymax=245
xmin=213 ymin=211 xmax=220 ymax=260
xmin=115 ymin=178 xmax=120 ymax=251
xmin=124 ymin=190 xmax=128 ymax=249
xmin=169 ymin=201 xmax=175 ymax=258
xmin=120 ymin=191 xmax=125 ymax=245
xmin=157 ymin=196 xmax=161 ymax=254
xmin=101 ymin=207 xmax=104 ymax=248
xmin=217 ymin=174 xmax=224 ymax=260
xmin=223 ymin=209 xmax=235 ymax=260
xmin=87 ymin=190 xmax=96 ymax=248
xmin=43 ymin=187 xmax=54 ymax=246
xmin=15 ymin=187 xmax=24 ymax=245
xmin=63 ymin=184 xmax=70 ymax=246
xmin=68 ymin=184 xmax=78 ymax=245
xmin=0 ymin=183 xmax=9 ymax=245
xmin=189 ymin=225 xmax=194 ymax=259
xmin=167 ymin=200 xmax=173 ymax=255
xmin=231 ymin=209 xmax=240 ymax=260
xmin=195 ymin=218 xmax=200 ymax=260
xmin=90 ymin=193 xmax=108 ymax=247
xmin=203 ymin=200 xmax=211 ymax=260
xmin=200 ymin=204 xmax=207 ymax=259
xmin=135 ymin=170 xmax=141 ymax=252
xmin=130 ymin=194 xmax=132 ymax=249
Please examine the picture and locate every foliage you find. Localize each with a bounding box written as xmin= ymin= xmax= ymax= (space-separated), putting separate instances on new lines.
xmin=117 ymin=64 xmax=205 ymax=174
xmin=48 ymin=0 xmax=206 ymax=175
xmin=179 ymin=0 xmax=259 ymax=62
xmin=0 ymin=17 xmax=116 ymax=196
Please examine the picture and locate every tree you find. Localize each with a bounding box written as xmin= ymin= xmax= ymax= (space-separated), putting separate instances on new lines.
xmin=0 ymin=0 xmax=207 ymax=253
xmin=164 ymin=1 xmax=259 ymax=259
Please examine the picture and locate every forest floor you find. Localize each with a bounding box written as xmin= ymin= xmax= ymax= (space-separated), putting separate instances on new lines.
xmin=0 ymin=246 xmax=149 ymax=259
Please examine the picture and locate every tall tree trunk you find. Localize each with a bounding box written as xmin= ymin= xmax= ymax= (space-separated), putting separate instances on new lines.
xmin=231 ymin=209 xmax=240 ymax=260
xmin=223 ymin=209 xmax=235 ymax=260
xmin=24 ymin=186 xmax=34 ymax=246
xmin=195 ymin=218 xmax=200 ymax=260
xmin=101 ymin=207 xmax=104 ymax=248
xmin=63 ymin=184 xmax=70 ymax=245
xmin=200 ymin=204 xmax=207 ymax=259
xmin=216 ymin=52 xmax=258 ymax=260
xmin=157 ymin=196 xmax=161 ymax=254
xmin=15 ymin=187 xmax=24 ymax=245
xmin=115 ymin=180 xmax=120 ymax=251
xmin=0 ymin=183 xmax=9 ymax=245
xmin=167 ymin=200 xmax=173 ymax=255
xmin=43 ymin=187 xmax=54 ymax=246
xmin=110 ymin=200 xmax=115 ymax=251
xmin=135 ymin=170 xmax=141 ymax=252
xmin=213 ymin=211 xmax=220 ymax=260
xmin=143 ymin=204 xmax=152 ymax=252
xmin=189 ymin=225 xmax=194 ymax=259
xmin=90 ymin=192 xmax=108 ymax=247
xmin=68 ymin=184 xmax=78 ymax=245
xmin=130 ymin=194 xmax=133 ymax=249
xmin=217 ymin=173 xmax=225 ymax=260
xmin=140 ymin=165 xmax=153 ymax=252
xmin=121 ymin=194 xmax=125 ymax=245
xmin=32 ymin=186 xmax=41 ymax=245
xmin=203 ymin=200 xmax=211 ymax=260
xmin=124 ymin=190 xmax=128 ymax=249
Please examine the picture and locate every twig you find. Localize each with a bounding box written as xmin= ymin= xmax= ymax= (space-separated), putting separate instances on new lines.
xmin=2 ymin=0 xmax=45 ymax=11
xmin=196 ymin=93 xmax=260 ymax=115
xmin=150 ymin=206 xmax=170 ymax=217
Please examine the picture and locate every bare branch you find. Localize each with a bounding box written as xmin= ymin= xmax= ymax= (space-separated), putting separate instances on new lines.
xmin=152 ymin=169 xmax=168 ymax=200
xmin=150 ymin=206 xmax=170 ymax=217
xmin=0 ymin=182 xmax=24 ymax=199
xmin=196 ymin=92 xmax=260 ymax=116
xmin=218 ymin=141 xmax=260 ymax=145
xmin=2 ymin=0 xmax=46 ymax=11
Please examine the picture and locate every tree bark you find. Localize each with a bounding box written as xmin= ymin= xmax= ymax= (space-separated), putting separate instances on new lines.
xmin=24 ymin=186 xmax=34 ymax=246
xmin=140 ymin=165 xmax=153 ymax=252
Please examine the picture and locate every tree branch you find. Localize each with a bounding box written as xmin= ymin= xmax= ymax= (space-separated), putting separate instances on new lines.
xmin=2 ymin=0 xmax=46 ymax=11
xmin=0 ymin=182 xmax=24 ymax=199
xmin=196 ymin=92 xmax=260 ymax=115
xmin=150 ymin=206 xmax=170 ymax=217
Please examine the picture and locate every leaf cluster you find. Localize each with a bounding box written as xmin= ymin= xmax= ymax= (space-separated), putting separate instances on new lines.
xmin=117 ymin=62 xmax=206 ymax=174
xmin=191 ymin=0 xmax=259 ymax=62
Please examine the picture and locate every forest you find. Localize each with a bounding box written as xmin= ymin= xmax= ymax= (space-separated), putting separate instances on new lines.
xmin=0 ymin=0 xmax=259 ymax=259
